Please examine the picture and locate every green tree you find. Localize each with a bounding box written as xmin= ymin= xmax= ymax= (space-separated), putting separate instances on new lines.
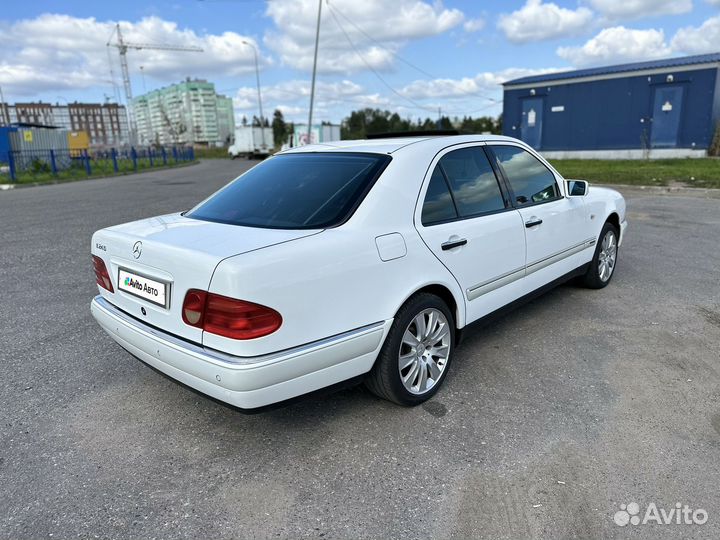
xmin=251 ymin=116 xmax=270 ymax=127
xmin=272 ymin=109 xmax=288 ymax=147
xmin=438 ymin=116 xmax=453 ymax=130
xmin=709 ymin=121 xmax=720 ymax=157
xmin=340 ymin=108 xmax=503 ymax=138
xmin=458 ymin=115 xmax=501 ymax=135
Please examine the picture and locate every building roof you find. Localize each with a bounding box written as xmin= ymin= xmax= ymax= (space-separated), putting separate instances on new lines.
xmin=503 ymin=52 xmax=720 ymax=87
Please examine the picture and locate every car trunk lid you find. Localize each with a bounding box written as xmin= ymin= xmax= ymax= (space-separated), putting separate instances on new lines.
xmin=92 ymin=213 xmax=321 ymax=343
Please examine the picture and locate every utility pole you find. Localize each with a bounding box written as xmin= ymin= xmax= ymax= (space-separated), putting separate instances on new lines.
xmin=0 ymin=85 xmax=9 ymax=126
xmin=242 ymin=41 xmax=267 ymax=152
xmin=306 ymin=0 xmax=322 ymax=145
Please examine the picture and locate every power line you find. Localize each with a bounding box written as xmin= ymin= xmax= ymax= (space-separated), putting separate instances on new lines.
xmin=198 ymin=0 xmax=500 ymax=117
xmin=228 ymin=82 xmax=501 ymax=118
xmin=326 ymin=2 xmax=436 ymax=80
xmin=326 ymin=1 xmax=500 ymax=105
xmin=226 ymin=76 xmax=502 ymax=118
xmin=327 ymin=4 xmax=437 ymax=114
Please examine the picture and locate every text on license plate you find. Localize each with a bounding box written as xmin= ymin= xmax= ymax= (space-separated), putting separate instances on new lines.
xmin=118 ymin=268 xmax=168 ymax=307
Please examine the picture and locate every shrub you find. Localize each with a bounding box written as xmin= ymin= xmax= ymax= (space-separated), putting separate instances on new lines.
xmin=709 ymin=121 xmax=720 ymax=157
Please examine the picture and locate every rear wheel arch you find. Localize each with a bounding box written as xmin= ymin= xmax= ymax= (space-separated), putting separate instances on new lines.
xmin=398 ymin=283 xmax=463 ymax=330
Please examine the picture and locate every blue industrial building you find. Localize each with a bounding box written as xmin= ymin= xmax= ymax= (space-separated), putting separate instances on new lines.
xmin=502 ymin=53 xmax=720 ymax=158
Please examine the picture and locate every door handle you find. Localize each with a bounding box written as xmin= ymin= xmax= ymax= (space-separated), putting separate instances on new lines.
xmin=441 ymin=238 xmax=467 ymax=250
xmin=525 ymin=218 xmax=543 ymax=228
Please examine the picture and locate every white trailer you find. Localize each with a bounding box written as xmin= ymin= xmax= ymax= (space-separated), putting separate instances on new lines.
xmin=228 ymin=126 xmax=273 ymax=159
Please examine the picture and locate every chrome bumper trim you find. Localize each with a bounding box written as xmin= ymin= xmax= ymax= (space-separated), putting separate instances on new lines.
xmin=91 ymin=295 xmax=386 ymax=368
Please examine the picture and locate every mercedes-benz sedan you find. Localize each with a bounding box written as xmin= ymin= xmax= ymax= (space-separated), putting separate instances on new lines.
xmin=91 ymin=134 xmax=627 ymax=409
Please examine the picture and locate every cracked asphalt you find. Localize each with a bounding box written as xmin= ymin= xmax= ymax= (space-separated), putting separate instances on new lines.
xmin=1 ymin=159 xmax=719 ymax=539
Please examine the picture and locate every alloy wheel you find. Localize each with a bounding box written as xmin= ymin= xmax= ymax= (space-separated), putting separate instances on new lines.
xmin=398 ymin=308 xmax=451 ymax=395
xmin=597 ymin=230 xmax=617 ymax=282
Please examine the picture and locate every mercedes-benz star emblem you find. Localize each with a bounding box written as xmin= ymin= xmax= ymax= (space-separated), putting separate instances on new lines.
xmin=132 ymin=241 xmax=142 ymax=259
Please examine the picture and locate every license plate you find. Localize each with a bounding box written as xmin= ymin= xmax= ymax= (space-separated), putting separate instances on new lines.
xmin=118 ymin=268 xmax=169 ymax=308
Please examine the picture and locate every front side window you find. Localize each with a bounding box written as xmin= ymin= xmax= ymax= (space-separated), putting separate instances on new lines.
xmin=438 ymin=147 xmax=506 ymax=217
xmin=187 ymin=152 xmax=391 ymax=229
xmin=490 ymin=145 xmax=560 ymax=205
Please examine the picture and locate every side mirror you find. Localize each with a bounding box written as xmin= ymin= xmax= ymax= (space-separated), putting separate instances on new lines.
xmin=566 ymin=179 xmax=589 ymax=197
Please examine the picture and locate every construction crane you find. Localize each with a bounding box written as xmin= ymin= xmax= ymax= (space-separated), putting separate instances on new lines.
xmin=106 ymin=23 xmax=203 ymax=146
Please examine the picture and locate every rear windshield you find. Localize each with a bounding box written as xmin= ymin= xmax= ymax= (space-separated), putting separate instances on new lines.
xmin=187 ymin=152 xmax=391 ymax=229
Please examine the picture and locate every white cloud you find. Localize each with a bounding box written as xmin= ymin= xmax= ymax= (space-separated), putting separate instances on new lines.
xmin=671 ymin=15 xmax=720 ymax=54
xmin=463 ymin=18 xmax=486 ymax=33
xmin=235 ymin=79 xmax=364 ymax=105
xmin=707 ymin=0 xmax=720 ymax=5
xmin=587 ymin=0 xmax=693 ymax=20
xmin=0 ymin=14 xmax=264 ymax=96
xmin=264 ymin=0 xmax=465 ymax=73
xmin=400 ymin=68 xmax=558 ymax=100
xmin=234 ymin=69 xmax=555 ymax=123
xmin=498 ymin=0 xmax=594 ymax=43
xmin=557 ymin=26 xmax=672 ymax=67
xmin=275 ymin=105 xmax=306 ymax=116
xmin=232 ymin=79 xmax=390 ymax=122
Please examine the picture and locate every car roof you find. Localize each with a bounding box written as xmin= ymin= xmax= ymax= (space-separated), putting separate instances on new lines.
xmin=278 ymin=134 xmax=523 ymax=155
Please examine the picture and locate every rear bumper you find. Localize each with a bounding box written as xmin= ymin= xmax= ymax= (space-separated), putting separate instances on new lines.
xmin=91 ymin=296 xmax=391 ymax=409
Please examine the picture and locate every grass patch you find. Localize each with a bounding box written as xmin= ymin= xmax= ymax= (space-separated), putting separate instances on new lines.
xmin=1 ymin=157 xmax=197 ymax=185
xmin=194 ymin=146 xmax=231 ymax=159
xmin=193 ymin=146 xmax=281 ymax=159
xmin=549 ymin=158 xmax=720 ymax=189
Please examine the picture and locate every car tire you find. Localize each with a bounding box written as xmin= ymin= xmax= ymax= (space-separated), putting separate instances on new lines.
xmin=365 ymin=293 xmax=455 ymax=406
xmin=582 ymin=221 xmax=619 ymax=289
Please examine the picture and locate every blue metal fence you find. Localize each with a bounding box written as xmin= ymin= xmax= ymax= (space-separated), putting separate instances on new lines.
xmin=0 ymin=146 xmax=195 ymax=183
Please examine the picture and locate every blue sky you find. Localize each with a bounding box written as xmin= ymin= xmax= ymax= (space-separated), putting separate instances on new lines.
xmin=1 ymin=0 xmax=719 ymax=123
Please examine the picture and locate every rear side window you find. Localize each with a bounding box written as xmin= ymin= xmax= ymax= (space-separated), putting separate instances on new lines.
xmin=421 ymin=167 xmax=458 ymax=225
xmin=438 ymin=147 xmax=506 ymax=217
xmin=490 ymin=145 xmax=560 ymax=206
xmin=187 ymin=152 xmax=391 ymax=229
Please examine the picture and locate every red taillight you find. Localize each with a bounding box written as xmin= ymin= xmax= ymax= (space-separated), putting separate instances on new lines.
xmin=182 ymin=289 xmax=207 ymax=327
xmin=181 ymin=289 xmax=282 ymax=340
xmin=92 ymin=255 xmax=114 ymax=292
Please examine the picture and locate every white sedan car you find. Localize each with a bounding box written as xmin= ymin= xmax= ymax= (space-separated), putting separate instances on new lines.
xmin=91 ymin=134 xmax=627 ymax=409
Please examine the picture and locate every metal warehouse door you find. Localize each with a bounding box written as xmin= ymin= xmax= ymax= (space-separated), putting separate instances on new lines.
xmin=521 ymin=98 xmax=543 ymax=149
xmin=651 ymin=86 xmax=684 ymax=148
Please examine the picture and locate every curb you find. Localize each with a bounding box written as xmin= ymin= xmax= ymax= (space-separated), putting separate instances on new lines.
xmin=0 ymin=160 xmax=199 ymax=191
xmin=3 ymin=165 xmax=719 ymax=198
xmin=607 ymin=183 xmax=720 ymax=199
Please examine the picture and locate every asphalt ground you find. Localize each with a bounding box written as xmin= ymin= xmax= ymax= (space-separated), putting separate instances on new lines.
xmin=1 ymin=159 xmax=719 ymax=539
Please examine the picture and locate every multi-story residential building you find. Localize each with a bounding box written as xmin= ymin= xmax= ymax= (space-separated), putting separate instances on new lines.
xmin=0 ymin=102 xmax=129 ymax=147
xmin=133 ymin=79 xmax=235 ymax=146
xmin=215 ymin=95 xmax=235 ymax=145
